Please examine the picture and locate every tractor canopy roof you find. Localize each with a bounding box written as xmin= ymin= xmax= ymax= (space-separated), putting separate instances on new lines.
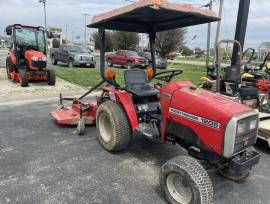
xmin=88 ymin=0 xmax=219 ymax=33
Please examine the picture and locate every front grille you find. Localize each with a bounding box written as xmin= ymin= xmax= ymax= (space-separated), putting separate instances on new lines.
xmin=32 ymin=60 xmax=47 ymax=69
xmin=80 ymin=56 xmax=92 ymax=61
xmin=234 ymin=131 xmax=257 ymax=153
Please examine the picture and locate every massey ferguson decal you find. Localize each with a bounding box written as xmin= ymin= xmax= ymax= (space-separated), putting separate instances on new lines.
xmin=169 ymin=108 xmax=220 ymax=129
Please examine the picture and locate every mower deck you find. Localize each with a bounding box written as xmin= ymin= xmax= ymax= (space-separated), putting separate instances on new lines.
xmin=51 ymin=100 xmax=97 ymax=125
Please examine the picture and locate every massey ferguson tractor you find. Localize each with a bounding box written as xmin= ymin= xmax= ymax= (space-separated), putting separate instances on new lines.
xmin=5 ymin=24 xmax=55 ymax=87
xmin=51 ymin=1 xmax=261 ymax=203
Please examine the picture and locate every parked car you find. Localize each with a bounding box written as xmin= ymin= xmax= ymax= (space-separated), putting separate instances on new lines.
xmin=138 ymin=51 xmax=167 ymax=69
xmin=50 ymin=44 xmax=96 ymax=68
xmin=106 ymin=50 xmax=148 ymax=69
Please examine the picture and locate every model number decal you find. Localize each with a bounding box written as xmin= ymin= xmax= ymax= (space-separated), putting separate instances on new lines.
xmin=169 ymin=108 xmax=220 ymax=129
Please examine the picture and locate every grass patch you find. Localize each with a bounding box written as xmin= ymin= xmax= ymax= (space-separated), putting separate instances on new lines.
xmin=50 ymin=64 xmax=207 ymax=88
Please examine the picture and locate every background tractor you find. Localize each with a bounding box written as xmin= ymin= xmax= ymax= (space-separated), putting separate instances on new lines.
xmin=51 ymin=1 xmax=261 ymax=203
xmin=5 ymin=24 xmax=55 ymax=87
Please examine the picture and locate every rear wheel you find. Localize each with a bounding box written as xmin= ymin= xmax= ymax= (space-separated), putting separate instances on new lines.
xmin=20 ymin=71 xmax=29 ymax=87
xmin=47 ymin=70 xmax=56 ymax=85
xmin=51 ymin=55 xmax=57 ymax=65
xmin=96 ymin=101 xmax=132 ymax=152
xmin=160 ymin=156 xmax=213 ymax=204
xmin=6 ymin=58 xmax=11 ymax=79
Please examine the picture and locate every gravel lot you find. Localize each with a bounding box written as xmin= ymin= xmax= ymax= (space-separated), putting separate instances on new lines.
xmin=0 ymin=68 xmax=85 ymax=98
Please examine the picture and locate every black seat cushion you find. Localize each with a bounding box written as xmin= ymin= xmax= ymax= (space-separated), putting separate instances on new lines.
xmin=239 ymin=87 xmax=259 ymax=100
xmin=124 ymin=69 xmax=159 ymax=97
xmin=224 ymin=66 xmax=241 ymax=84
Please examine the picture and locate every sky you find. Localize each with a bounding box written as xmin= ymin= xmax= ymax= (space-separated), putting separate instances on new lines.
xmin=0 ymin=0 xmax=270 ymax=50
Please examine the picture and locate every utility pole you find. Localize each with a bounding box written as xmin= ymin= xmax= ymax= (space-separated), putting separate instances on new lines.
xmin=231 ymin=0 xmax=250 ymax=65
xmin=81 ymin=13 xmax=91 ymax=47
xmin=206 ymin=0 xmax=213 ymax=67
xmin=65 ymin=24 xmax=68 ymax=41
xmin=213 ymin=0 xmax=224 ymax=63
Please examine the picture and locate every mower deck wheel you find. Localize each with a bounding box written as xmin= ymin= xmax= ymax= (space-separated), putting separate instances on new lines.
xmin=20 ymin=71 xmax=29 ymax=87
xmin=77 ymin=119 xmax=85 ymax=136
xmin=160 ymin=156 xmax=213 ymax=204
xmin=47 ymin=70 xmax=56 ymax=86
xmin=219 ymin=167 xmax=250 ymax=183
xmin=96 ymin=100 xmax=132 ymax=152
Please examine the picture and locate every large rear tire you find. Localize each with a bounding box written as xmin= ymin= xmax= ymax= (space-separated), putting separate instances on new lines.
xmin=20 ymin=71 xmax=29 ymax=87
xmin=96 ymin=101 xmax=132 ymax=152
xmin=47 ymin=70 xmax=56 ymax=86
xmin=6 ymin=58 xmax=11 ymax=79
xmin=160 ymin=156 xmax=213 ymax=204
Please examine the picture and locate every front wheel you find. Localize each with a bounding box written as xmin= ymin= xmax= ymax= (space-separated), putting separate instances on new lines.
xmin=126 ymin=61 xmax=133 ymax=69
xmin=68 ymin=60 xmax=74 ymax=68
xmin=160 ymin=156 xmax=213 ymax=204
xmin=96 ymin=101 xmax=132 ymax=152
xmin=20 ymin=71 xmax=29 ymax=87
xmin=107 ymin=59 xmax=113 ymax=67
xmin=47 ymin=70 xmax=56 ymax=86
xmin=51 ymin=55 xmax=57 ymax=65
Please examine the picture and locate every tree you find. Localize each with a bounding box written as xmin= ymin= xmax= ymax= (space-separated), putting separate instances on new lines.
xmin=179 ymin=45 xmax=190 ymax=56
xmin=113 ymin=31 xmax=139 ymax=50
xmin=92 ymin=31 xmax=114 ymax=51
xmin=156 ymin=28 xmax=186 ymax=57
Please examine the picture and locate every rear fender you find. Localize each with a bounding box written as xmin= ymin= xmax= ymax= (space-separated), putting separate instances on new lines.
xmin=103 ymin=87 xmax=138 ymax=130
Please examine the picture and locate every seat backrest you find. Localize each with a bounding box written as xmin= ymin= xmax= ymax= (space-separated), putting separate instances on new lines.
xmin=124 ymin=69 xmax=148 ymax=88
xmin=224 ymin=65 xmax=241 ymax=84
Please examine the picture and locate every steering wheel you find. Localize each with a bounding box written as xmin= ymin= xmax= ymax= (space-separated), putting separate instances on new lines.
xmin=242 ymin=48 xmax=255 ymax=65
xmin=150 ymin=69 xmax=183 ymax=83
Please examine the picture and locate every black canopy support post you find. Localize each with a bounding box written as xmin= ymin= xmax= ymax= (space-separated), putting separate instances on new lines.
xmin=231 ymin=0 xmax=250 ymax=66
xmin=149 ymin=29 xmax=157 ymax=74
xmin=99 ymin=28 xmax=106 ymax=81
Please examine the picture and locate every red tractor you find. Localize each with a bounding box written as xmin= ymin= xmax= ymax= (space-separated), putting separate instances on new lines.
xmin=5 ymin=24 xmax=55 ymax=87
xmin=51 ymin=1 xmax=261 ymax=203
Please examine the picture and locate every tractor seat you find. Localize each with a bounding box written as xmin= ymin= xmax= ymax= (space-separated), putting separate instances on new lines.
xmin=124 ymin=69 xmax=159 ymax=97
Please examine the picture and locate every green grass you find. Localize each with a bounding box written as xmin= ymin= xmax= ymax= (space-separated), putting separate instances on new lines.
xmin=175 ymin=56 xmax=207 ymax=62
xmin=50 ymin=63 xmax=207 ymax=88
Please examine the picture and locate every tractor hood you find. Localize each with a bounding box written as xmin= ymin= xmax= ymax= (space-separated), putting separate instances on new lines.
xmin=24 ymin=50 xmax=46 ymax=61
xmin=161 ymin=81 xmax=251 ymax=130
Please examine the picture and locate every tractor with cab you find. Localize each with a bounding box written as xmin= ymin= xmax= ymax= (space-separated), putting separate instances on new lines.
xmin=5 ymin=24 xmax=55 ymax=87
xmin=51 ymin=1 xmax=261 ymax=203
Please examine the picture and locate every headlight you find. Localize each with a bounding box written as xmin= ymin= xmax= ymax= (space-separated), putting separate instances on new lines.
xmin=237 ymin=116 xmax=258 ymax=135
xmin=237 ymin=121 xmax=247 ymax=135
xmin=42 ymin=56 xmax=47 ymax=61
xmin=32 ymin=57 xmax=38 ymax=61
xmin=250 ymin=118 xmax=257 ymax=130
xmin=74 ymin=55 xmax=80 ymax=61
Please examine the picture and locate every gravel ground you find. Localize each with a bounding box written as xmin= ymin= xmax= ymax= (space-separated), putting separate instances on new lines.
xmin=0 ymin=68 xmax=85 ymax=98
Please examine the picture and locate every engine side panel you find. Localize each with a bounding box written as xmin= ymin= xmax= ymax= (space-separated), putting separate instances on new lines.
xmin=160 ymin=81 xmax=251 ymax=155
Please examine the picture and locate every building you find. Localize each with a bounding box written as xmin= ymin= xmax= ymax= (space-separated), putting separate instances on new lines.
xmin=258 ymin=42 xmax=270 ymax=60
